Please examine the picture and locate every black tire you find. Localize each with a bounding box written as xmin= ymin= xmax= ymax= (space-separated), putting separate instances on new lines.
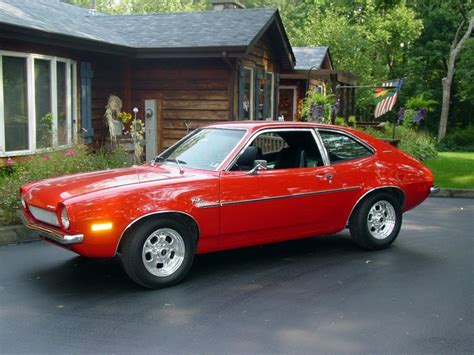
xmin=121 ymin=217 xmax=196 ymax=289
xmin=349 ymin=192 xmax=402 ymax=250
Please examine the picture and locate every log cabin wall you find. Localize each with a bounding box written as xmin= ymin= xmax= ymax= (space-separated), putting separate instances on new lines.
xmin=130 ymin=58 xmax=230 ymax=151
xmin=89 ymin=57 xmax=122 ymax=146
xmin=242 ymin=34 xmax=278 ymax=75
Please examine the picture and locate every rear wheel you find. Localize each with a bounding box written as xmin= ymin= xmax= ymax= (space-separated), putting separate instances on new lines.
xmin=121 ymin=218 xmax=196 ymax=289
xmin=349 ymin=192 xmax=402 ymax=250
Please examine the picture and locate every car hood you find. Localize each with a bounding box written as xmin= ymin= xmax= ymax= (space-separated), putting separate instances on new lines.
xmin=23 ymin=164 xmax=188 ymax=210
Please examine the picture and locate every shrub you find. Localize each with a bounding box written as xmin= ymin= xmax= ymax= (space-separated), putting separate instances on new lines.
xmin=334 ymin=116 xmax=346 ymax=126
xmin=0 ymin=144 xmax=130 ymax=225
xmin=357 ymin=124 xmax=438 ymax=161
xmin=438 ymin=125 xmax=474 ymax=152
xmin=300 ymin=92 xmax=335 ymax=123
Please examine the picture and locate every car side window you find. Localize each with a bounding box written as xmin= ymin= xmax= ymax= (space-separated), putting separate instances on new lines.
xmin=319 ymin=130 xmax=372 ymax=163
xmin=230 ymin=130 xmax=324 ymax=171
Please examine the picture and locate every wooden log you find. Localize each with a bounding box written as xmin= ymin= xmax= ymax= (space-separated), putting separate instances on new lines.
xmin=163 ymin=100 xmax=228 ymax=111
xmin=162 ymin=110 xmax=229 ymax=120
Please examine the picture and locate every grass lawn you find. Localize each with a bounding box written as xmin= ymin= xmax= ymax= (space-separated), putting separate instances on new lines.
xmin=424 ymin=152 xmax=474 ymax=189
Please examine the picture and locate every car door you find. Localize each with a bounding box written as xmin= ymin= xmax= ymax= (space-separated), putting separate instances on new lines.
xmin=218 ymin=128 xmax=352 ymax=250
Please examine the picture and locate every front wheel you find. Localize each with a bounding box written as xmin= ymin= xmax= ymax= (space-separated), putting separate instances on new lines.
xmin=121 ymin=218 xmax=196 ymax=289
xmin=349 ymin=192 xmax=402 ymax=250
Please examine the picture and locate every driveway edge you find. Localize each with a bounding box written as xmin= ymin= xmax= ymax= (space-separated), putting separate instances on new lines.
xmin=431 ymin=188 xmax=474 ymax=198
xmin=0 ymin=225 xmax=40 ymax=246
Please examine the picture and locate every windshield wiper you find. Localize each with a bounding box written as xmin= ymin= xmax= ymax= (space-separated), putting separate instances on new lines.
xmin=154 ymin=157 xmax=186 ymax=174
xmin=172 ymin=158 xmax=185 ymax=174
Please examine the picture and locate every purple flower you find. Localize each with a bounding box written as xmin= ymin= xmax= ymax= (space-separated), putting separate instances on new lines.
xmin=398 ymin=107 xmax=405 ymax=123
xmin=6 ymin=157 xmax=14 ymax=166
xmin=413 ymin=108 xmax=426 ymax=124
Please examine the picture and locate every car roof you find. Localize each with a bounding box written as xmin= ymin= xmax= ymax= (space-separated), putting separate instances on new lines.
xmin=206 ymin=121 xmax=341 ymax=133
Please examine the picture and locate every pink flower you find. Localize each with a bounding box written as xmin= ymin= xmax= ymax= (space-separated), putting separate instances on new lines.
xmin=43 ymin=155 xmax=50 ymax=161
xmin=64 ymin=149 xmax=76 ymax=157
xmin=6 ymin=157 xmax=14 ymax=166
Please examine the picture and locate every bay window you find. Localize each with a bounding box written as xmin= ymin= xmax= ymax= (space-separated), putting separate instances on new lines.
xmin=0 ymin=51 xmax=77 ymax=156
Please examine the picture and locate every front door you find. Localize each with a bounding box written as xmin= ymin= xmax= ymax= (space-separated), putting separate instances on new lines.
xmin=278 ymin=87 xmax=296 ymax=121
xmin=219 ymin=128 xmax=344 ymax=250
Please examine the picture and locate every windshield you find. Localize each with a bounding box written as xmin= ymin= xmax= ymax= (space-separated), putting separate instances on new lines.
xmin=157 ymin=128 xmax=246 ymax=170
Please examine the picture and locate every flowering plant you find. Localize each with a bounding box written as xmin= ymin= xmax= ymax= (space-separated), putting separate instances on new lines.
xmin=118 ymin=111 xmax=132 ymax=125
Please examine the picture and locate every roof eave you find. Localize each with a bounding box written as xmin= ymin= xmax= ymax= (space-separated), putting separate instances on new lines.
xmin=0 ymin=23 xmax=132 ymax=56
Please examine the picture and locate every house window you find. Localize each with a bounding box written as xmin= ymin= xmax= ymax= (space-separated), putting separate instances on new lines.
xmin=240 ymin=67 xmax=275 ymax=121
xmin=241 ymin=67 xmax=254 ymax=120
xmin=2 ymin=56 xmax=29 ymax=152
xmin=0 ymin=51 xmax=77 ymax=156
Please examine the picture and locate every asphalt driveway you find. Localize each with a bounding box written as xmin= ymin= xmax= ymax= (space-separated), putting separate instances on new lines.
xmin=0 ymin=197 xmax=472 ymax=354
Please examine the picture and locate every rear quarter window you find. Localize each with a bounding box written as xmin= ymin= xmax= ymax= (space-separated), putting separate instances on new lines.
xmin=319 ymin=130 xmax=373 ymax=163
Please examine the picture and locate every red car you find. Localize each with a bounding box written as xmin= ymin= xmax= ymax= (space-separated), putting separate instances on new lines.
xmin=20 ymin=122 xmax=437 ymax=288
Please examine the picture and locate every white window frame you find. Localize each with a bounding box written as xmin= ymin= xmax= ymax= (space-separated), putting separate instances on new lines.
xmin=0 ymin=50 xmax=77 ymax=157
xmin=243 ymin=66 xmax=254 ymax=120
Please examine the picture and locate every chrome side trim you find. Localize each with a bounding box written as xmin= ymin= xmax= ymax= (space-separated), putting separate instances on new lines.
xmin=195 ymin=203 xmax=220 ymax=209
xmin=19 ymin=211 xmax=83 ymax=245
xmin=218 ymin=186 xmax=362 ymax=207
xmin=114 ymin=210 xmax=201 ymax=255
xmin=430 ymin=186 xmax=440 ymax=194
xmin=345 ymin=186 xmax=406 ymax=226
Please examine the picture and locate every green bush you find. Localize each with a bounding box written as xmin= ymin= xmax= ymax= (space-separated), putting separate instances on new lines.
xmin=0 ymin=144 xmax=130 ymax=225
xmin=438 ymin=125 xmax=474 ymax=152
xmin=358 ymin=124 xmax=438 ymax=161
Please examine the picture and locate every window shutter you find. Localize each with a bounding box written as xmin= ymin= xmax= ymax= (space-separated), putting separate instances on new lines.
xmin=80 ymin=62 xmax=94 ymax=143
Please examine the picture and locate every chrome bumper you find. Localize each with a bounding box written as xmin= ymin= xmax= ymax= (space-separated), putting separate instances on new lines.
xmin=430 ymin=186 xmax=440 ymax=194
xmin=19 ymin=211 xmax=83 ymax=245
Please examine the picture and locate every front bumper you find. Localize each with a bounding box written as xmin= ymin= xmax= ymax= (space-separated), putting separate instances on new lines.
xmin=19 ymin=210 xmax=83 ymax=245
xmin=430 ymin=186 xmax=440 ymax=194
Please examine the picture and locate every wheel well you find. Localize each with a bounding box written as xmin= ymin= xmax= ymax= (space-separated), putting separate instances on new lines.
xmin=117 ymin=212 xmax=200 ymax=253
xmin=347 ymin=187 xmax=405 ymax=225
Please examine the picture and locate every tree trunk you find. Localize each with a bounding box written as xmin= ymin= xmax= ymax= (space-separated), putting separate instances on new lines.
xmin=438 ymin=17 xmax=474 ymax=143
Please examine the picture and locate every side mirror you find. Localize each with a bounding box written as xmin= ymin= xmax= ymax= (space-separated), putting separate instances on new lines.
xmin=247 ymin=160 xmax=268 ymax=175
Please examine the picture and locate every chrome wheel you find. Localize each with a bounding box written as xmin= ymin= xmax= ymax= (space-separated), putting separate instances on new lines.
xmin=142 ymin=228 xmax=185 ymax=277
xmin=367 ymin=200 xmax=396 ymax=240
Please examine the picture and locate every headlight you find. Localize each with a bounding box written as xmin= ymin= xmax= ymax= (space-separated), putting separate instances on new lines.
xmin=61 ymin=207 xmax=70 ymax=230
xmin=21 ymin=196 xmax=26 ymax=209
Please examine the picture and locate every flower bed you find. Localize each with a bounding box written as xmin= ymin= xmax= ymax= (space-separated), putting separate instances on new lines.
xmin=0 ymin=145 xmax=130 ymax=225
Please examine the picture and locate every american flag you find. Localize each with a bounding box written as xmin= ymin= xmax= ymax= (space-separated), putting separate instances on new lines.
xmin=374 ymin=79 xmax=403 ymax=118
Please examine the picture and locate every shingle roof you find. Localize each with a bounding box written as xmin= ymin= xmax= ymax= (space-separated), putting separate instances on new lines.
xmin=293 ymin=47 xmax=332 ymax=70
xmin=91 ymin=9 xmax=277 ymax=49
xmin=0 ymin=0 xmax=277 ymax=49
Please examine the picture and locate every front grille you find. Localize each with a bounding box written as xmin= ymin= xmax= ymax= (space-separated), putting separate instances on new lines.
xmin=29 ymin=206 xmax=60 ymax=227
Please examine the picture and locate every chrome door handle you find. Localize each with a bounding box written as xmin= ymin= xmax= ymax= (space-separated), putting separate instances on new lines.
xmin=316 ymin=173 xmax=333 ymax=180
